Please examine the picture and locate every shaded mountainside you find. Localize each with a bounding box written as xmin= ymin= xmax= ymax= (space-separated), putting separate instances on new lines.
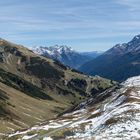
xmin=79 ymin=35 xmax=140 ymax=82
xmin=0 ymin=39 xmax=113 ymax=136
xmin=34 ymin=45 xmax=93 ymax=69
xmin=6 ymin=76 xmax=140 ymax=140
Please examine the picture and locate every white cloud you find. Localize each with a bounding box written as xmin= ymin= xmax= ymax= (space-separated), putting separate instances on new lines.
xmin=0 ymin=0 xmax=140 ymax=51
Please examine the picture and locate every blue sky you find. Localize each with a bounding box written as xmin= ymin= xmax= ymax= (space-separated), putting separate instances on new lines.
xmin=0 ymin=0 xmax=140 ymax=52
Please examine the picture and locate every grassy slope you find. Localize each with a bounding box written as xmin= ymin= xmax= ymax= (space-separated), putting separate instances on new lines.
xmin=0 ymin=39 xmax=114 ymax=136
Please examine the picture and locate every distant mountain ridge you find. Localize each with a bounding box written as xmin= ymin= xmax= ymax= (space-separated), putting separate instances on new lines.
xmin=79 ymin=35 xmax=140 ymax=82
xmin=34 ymin=45 xmax=74 ymax=56
xmin=81 ymin=51 xmax=103 ymax=58
xmin=105 ymin=35 xmax=140 ymax=55
xmin=34 ymin=45 xmax=101 ymax=69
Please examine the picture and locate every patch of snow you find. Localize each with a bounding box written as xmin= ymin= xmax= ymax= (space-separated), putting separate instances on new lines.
xmin=22 ymin=134 xmax=37 ymax=140
xmin=43 ymin=137 xmax=53 ymax=140
xmin=123 ymin=75 xmax=140 ymax=87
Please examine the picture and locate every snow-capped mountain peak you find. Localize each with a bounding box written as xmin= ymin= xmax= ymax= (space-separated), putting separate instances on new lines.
xmin=34 ymin=45 xmax=75 ymax=56
xmin=33 ymin=45 xmax=93 ymax=69
xmin=132 ymin=34 xmax=140 ymax=41
xmin=105 ymin=34 xmax=140 ymax=55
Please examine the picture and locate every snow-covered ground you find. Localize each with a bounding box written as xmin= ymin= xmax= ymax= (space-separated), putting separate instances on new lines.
xmin=123 ymin=75 xmax=140 ymax=87
xmin=5 ymin=76 xmax=140 ymax=140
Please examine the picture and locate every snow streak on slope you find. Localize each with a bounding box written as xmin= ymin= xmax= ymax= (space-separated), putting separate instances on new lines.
xmin=6 ymin=76 xmax=140 ymax=140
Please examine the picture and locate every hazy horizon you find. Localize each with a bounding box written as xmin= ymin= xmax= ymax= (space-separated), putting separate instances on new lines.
xmin=0 ymin=0 xmax=140 ymax=51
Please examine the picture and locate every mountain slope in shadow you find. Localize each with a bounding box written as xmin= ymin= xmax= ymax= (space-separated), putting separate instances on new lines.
xmin=79 ymin=35 xmax=140 ymax=82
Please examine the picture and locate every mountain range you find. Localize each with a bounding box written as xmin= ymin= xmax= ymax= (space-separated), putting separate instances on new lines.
xmin=34 ymin=45 xmax=102 ymax=69
xmin=0 ymin=38 xmax=113 ymax=138
xmin=0 ymin=36 xmax=140 ymax=139
xmin=79 ymin=35 xmax=140 ymax=82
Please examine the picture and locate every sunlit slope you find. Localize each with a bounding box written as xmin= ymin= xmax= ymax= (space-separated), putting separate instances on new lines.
xmin=0 ymin=39 xmax=113 ymax=136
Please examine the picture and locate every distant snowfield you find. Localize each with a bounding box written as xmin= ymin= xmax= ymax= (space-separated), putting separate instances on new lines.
xmin=6 ymin=76 xmax=140 ymax=140
xmin=123 ymin=75 xmax=140 ymax=87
